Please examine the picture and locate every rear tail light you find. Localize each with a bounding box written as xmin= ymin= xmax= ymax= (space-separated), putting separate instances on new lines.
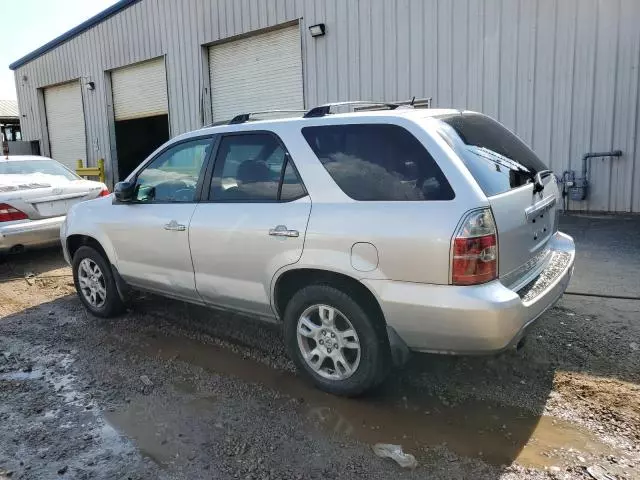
xmin=451 ymin=208 xmax=498 ymax=286
xmin=99 ymin=187 xmax=110 ymax=197
xmin=0 ymin=203 xmax=29 ymax=223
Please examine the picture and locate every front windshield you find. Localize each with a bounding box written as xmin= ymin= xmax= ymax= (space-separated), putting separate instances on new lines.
xmin=0 ymin=159 xmax=80 ymax=181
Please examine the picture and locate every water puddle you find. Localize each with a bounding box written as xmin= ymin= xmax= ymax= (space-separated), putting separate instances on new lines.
xmin=110 ymin=334 xmax=618 ymax=470
xmin=105 ymin=374 xmax=219 ymax=466
xmin=106 ymin=401 xmax=177 ymax=466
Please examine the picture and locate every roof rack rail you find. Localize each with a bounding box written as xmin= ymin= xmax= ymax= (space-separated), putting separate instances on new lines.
xmin=303 ymin=98 xmax=431 ymax=118
xmin=227 ymin=110 xmax=306 ymax=125
xmin=354 ymin=97 xmax=432 ymax=112
xmin=304 ymin=101 xmax=401 ymax=118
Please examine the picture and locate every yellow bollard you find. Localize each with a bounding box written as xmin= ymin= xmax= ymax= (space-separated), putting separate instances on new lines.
xmin=97 ymin=158 xmax=105 ymax=183
xmin=75 ymin=158 xmax=104 ymax=182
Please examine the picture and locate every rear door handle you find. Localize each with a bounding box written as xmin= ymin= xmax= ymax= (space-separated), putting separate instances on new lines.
xmin=164 ymin=220 xmax=186 ymax=232
xmin=269 ymin=225 xmax=299 ymax=237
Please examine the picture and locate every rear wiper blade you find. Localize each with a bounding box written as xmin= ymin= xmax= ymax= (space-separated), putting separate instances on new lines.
xmin=466 ymin=146 xmax=552 ymax=194
xmin=468 ymin=146 xmax=532 ymax=174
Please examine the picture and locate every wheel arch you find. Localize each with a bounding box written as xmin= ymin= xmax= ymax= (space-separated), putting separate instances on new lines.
xmin=272 ymin=267 xmax=387 ymax=330
xmin=66 ymin=234 xmax=111 ymax=264
xmin=67 ymin=233 xmax=130 ymax=303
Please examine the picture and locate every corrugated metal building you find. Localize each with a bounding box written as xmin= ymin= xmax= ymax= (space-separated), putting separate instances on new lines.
xmin=10 ymin=0 xmax=640 ymax=212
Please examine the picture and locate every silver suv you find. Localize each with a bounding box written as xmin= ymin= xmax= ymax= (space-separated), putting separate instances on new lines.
xmin=61 ymin=105 xmax=575 ymax=396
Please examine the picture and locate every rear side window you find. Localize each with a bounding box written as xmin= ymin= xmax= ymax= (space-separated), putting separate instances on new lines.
xmin=209 ymin=133 xmax=306 ymax=202
xmin=438 ymin=112 xmax=548 ymax=197
xmin=302 ymin=124 xmax=454 ymax=201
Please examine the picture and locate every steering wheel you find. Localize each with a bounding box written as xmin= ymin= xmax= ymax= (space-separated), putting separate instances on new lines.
xmin=173 ymin=187 xmax=195 ymax=202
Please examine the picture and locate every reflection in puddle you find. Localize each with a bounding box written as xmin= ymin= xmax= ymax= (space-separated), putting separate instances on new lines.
xmin=106 ymin=401 xmax=175 ymax=466
xmin=105 ymin=391 xmax=219 ymax=466
xmin=109 ymin=334 xmax=617 ymax=469
xmin=0 ymin=369 xmax=43 ymax=381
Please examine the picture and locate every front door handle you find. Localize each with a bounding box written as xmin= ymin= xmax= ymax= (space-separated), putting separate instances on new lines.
xmin=269 ymin=225 xmax=299 ymax=238
xmin=164 ymin=220 xmax=186 ymax=232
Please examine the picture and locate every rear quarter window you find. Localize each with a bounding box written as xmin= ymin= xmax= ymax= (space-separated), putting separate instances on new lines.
xmin=301 ymin=124 xmax=454 ymax=201
xmin=437 ymin=112 xmax=548 ymax=197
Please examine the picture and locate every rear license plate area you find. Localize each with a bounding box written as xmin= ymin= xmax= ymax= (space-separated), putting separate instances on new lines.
xmin=531 ymin=212 xmax=551 ymax=242
xmin=35 ymin=199 xmax=78 ymax=217
xmin=526 ymin=196 xmax=556 ymax=242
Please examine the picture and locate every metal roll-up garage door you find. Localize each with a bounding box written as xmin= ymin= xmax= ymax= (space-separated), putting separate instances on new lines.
xmin=44 ymin=81 xmax=87 ymax=170
xmin=112 ymin=58 xmax=168 ymax=121
xmin=209 ymin=25 xmax=304 ymax=122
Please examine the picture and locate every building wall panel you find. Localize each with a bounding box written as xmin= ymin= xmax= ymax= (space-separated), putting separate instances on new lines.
xmin=591 ymin=0 xmax=619 ymax=212
xmin=549 ymin=0 xmax=577 ymax=176
xmin=531 ymin=0 xmax=555 ymax=165
xmin=617 ymin=0 xmax=640 ymax=212
xmin=12 ymin=0 xmax=640 ymax=211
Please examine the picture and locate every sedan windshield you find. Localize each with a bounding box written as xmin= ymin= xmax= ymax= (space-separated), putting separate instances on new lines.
xmin=0 ymin=160 xmax=79 ymax=181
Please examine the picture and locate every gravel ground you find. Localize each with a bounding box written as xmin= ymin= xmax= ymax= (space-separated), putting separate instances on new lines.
xmin=0 ymin=248 xmax=639 ymax=480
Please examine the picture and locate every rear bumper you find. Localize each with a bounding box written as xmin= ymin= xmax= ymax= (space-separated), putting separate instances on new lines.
xmin=0 ymin=216 xmax=65 ymax=253
xmin=364 ymin=231 xmax=575 ymax=354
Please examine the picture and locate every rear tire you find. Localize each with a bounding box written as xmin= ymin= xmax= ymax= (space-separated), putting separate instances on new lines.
xmin=283 ymin=284 xmax=389 ymax=396
xmin=72 ymin=246 xmax=125 ymax=318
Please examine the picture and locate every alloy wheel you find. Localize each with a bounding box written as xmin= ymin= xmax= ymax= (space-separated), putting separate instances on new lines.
xmin=296 ymin=304 xmax=361 ymax=381
xmin=77 ymin=258 xmax=107 ymax=309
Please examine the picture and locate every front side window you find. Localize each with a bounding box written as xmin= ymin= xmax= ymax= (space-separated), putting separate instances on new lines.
xmin=135 ymin=138 xmax=212 ymax=203
xmin=280 ymin=160 xmax=306 ymax=201
xmin=209 ymin=133 xmax=306 ymax=202
xmin=301 ymin=124 xmax=454 ymax=201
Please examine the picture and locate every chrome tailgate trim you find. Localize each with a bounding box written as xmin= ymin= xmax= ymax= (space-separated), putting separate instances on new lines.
xmin=517 ymin=251 xmax=572 ymax=303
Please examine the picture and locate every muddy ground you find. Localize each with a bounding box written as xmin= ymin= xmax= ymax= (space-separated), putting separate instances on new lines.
xmin=0 ymin=246 xmax=639 ymax=480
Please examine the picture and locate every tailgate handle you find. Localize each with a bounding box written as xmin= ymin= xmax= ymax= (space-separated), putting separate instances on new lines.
xmin=525 ymin=196 xmax=556 ymax=221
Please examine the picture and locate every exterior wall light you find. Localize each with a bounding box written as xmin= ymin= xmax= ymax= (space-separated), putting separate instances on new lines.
xmin=309 ymin=23 xmax=326 ymax=37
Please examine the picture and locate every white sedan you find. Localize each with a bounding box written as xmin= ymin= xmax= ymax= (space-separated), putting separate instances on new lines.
xmin=0 ymin=155 xmax=108 ymax=254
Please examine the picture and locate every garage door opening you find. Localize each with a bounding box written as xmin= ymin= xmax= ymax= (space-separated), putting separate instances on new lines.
xmin=44 ymin=81 xmax=87 ymax=170
xmin=111 ymin=58 xmax=169 ymax=180
xmin=114 ymin=115 xmax=169 ymax=180
xmin=209 ymin=25 xmax=303 ymax=123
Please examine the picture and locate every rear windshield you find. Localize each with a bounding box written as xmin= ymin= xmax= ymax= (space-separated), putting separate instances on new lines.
xmin=0 ymin=160 xmax=79 ymax=181
xmin=437 ymin=112 xmax=548 ymax=197
xmin=301 ymin=124 xmax=454 ymax=201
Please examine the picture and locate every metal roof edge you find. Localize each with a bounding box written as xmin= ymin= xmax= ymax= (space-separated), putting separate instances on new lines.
xmin=9 ymin=0 xmax=140 ymax=71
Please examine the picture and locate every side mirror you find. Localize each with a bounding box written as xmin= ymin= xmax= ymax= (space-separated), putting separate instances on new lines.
xmin=114 ymin=181 xmax=136 ymax=203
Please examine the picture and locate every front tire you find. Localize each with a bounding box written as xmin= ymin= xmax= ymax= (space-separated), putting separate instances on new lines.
xmin=72 ymin=246 xmax=125 ymax=318
xmin=283 ymin=284 xmax=388 ymax=396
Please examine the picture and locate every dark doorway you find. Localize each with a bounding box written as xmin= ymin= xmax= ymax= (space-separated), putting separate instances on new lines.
xmin=115 ymin=115 xmax=169 ymax=181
